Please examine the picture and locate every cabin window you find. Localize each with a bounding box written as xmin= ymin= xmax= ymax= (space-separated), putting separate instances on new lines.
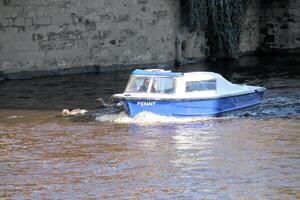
xmin=125 ymin=76 xmax=151 ymax=93
xmin=186 ymin=80 xmax=216 ymax=92
xmin=151 ymin=77 xmax=176 ymax=94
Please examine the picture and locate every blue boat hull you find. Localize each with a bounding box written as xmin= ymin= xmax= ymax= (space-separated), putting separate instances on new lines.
xmin=121 ymin=91 xmax=264 ymax=117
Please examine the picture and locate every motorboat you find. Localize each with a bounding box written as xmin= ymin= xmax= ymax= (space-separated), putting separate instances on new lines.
xmin=112 ymin=69 xmax=266 ymax=117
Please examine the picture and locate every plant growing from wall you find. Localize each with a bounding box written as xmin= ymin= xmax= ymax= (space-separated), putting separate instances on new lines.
xmin=181 ymin=0 xmax=207 ymax=31
xmin=181 ymin=0 xmax=248 ymax=60
xmin=206 ymin=0 xmax=248 ymax=60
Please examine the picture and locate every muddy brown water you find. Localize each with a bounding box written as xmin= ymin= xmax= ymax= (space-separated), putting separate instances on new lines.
xmin=0 ymin=56 xmax=300 ymax=199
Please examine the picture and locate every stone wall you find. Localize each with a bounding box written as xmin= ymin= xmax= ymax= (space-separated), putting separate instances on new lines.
xmin=260 ymin=0 xmax=300 ymax=52
xmin=240 ymin=0 xmax=261 ymax=54
xmin=0 ymin=0 xmax=299 ymax=79
xmin=0 ymin=0 xmax=179 ymax=78
xmin=181 ymin=29 xmax=207 ymax=61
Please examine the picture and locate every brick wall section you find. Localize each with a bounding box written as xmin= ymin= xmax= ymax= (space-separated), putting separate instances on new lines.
xmin=0 ymin=0 xmax=179 ymax=75
xmin=260 ymin=0 xmax=300 ymax=51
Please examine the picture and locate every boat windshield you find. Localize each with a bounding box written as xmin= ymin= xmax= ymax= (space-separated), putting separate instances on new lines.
xmin=151 ymin=77 xmax=176 ymax=94
xmin=125 ymin=76 xmax=150 ymax=93
xmin=125 ymin=76 xmax=176 ymax=94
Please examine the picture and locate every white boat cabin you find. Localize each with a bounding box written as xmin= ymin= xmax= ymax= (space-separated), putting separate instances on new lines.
xmin=114 ymin=69 xmax=263 ymax=100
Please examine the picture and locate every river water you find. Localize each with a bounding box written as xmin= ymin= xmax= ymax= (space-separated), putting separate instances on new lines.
xmin=0 ymin=56 xmax=299 ymax=199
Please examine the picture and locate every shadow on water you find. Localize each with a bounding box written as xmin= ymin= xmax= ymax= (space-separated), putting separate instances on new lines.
xmin=0 ymin=72 xmax=131 ymax=110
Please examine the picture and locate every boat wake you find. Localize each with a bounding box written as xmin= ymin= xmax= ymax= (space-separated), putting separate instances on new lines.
xmin=95 ymin=111 xmax=224 ymax=125
xmin=65 ymin=87 xmax=300 ymax=124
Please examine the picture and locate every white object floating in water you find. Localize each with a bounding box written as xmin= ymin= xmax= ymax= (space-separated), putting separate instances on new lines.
xmin=61 ymin=109 xmax=88 ymax=116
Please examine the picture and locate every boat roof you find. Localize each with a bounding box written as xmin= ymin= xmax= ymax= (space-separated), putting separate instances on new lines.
xmin=183 ymin=72 xmax=222 ymax=80
xmin=132 ymin=69 xmax=183 ymax=77
xmin=131 ymin=69 xmax=221 ymax=79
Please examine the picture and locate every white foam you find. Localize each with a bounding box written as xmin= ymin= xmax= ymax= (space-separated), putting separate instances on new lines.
xmin=7 ymin=115 xmax=24 ymax=119
xmin=96 ymin=111 xmax=220 ymax=125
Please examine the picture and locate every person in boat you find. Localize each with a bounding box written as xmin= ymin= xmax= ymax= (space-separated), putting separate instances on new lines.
xmin=137 ymin=78 xmax=150 ymax=92
xmin=137 ymin=78 xmax=157 ymax=93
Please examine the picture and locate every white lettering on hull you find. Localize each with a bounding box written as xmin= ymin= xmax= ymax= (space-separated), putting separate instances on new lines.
xmin=137 ymin=101 xmax=156 ymax=106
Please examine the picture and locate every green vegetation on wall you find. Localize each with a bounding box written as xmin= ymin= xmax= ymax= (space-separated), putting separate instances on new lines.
xmin=181 ymin=0 xmax=207 ymax=31
xmin=181 ymin=0 xmax=248 ymax=60
xmin=206 ymin=0 xmax=248 ymax=60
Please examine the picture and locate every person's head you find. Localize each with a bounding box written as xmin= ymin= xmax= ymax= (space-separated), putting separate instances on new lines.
xmin=143 ymin=78 xmax=150 ymax=86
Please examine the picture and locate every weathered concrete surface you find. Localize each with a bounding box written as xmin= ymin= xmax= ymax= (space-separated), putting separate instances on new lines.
xmin=240 ymin=0 xmax=261 ymax=54
xmin=0 ymin=0 xmax=179 ymax=78
xmin=260 ymin=0 xmax=300 ymax=52
xmin=0 ymin=0 xmax=299 ymax=79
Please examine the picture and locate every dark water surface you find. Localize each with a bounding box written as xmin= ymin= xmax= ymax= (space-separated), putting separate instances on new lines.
xmin=0 ymin=56 xmax=300 ymax=199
